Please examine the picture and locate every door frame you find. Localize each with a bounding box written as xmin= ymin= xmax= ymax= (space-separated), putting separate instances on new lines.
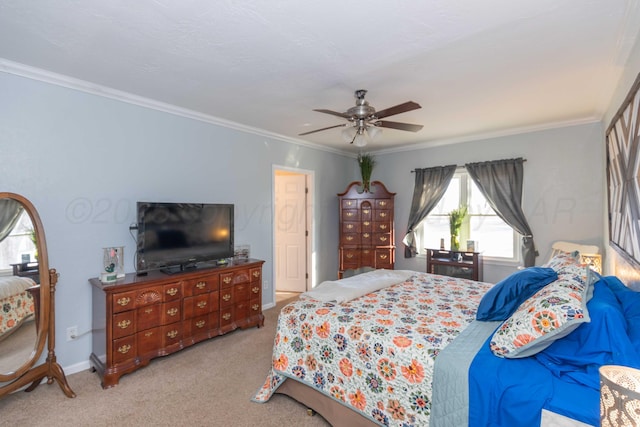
xmin=272 ymin=165 xmax=314 ymax=303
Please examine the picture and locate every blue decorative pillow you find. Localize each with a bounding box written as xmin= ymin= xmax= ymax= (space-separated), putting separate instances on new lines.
xmin=476 ymin=267 xmax=558 ymax=321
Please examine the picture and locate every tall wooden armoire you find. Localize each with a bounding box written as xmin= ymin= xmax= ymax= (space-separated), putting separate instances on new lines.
xmin=337 ymin=181 xmax=395 ymax=278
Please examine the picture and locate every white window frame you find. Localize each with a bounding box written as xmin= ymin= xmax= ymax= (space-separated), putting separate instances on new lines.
xmin=416 ymin=170 xmax=519 ymax=264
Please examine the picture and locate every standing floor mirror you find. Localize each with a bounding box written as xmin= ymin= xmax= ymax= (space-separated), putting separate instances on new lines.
xmin=0 ymin=192 xmax=75 ymax=398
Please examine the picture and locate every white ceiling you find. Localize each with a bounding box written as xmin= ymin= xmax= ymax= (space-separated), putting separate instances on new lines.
xmin=1 ymin=0 xmax=639 ymax=154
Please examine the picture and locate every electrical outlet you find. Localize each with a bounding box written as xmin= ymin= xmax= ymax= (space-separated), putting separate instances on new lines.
xmin=263 ymin=280 xmax=269 ymax=290
xmin=66 ymin=326 xmax=78 ymax=341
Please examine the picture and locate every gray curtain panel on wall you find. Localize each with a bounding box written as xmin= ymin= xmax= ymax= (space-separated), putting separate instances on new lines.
xmin=465 ymin=157 xmax=537 ymax=267
xmin=0 ymin=198 xmax=24 ymax=243
xmin=403 ymin=165 xmax=457 ymax=258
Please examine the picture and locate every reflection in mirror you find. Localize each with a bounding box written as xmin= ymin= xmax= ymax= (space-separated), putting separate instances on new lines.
xmin=0 ymin=200 xmax=38 ymax=375
xmin=0 ymin=192 xmax=74 ymax=399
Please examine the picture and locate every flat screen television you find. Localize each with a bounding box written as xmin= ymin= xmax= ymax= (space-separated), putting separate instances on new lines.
xmin=136 ymin=202 xmax=234 ymax=273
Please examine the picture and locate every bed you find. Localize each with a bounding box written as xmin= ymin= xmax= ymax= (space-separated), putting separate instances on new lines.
xmin=254 ymin=251 xmax=640 ymax=426
xmin=0 ymin=276 xmax=36 ymax=341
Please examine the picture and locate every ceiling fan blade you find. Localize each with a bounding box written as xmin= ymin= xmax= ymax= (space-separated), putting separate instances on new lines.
xmin=299 ymin=124 xmax=345 ymax=136
xmin=374 ymin=101 xmax=421 ymax=119
xmin=376 ymin=121 xmax=424 ymax=132
xmin=313 ymin=109 xmax=352 ymax=119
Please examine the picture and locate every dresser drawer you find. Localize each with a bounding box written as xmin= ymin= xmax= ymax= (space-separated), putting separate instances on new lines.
xmin=187 ymin=314 xmax=211 ymax=336
xmin=250 ymin=267 xmax=261 ymax=282
xmin=112 ymin=291 xmax=136 ymax=313
xmin=112 ymin=336 xmax=136 ymax=365
xmin=161 ymin=300 xmax=182 ymax=325
xmin=162 ymin=322 xmax=182 ymax=347
xmin=162 ymin=282 xmax=182 ymax=301
xmin=234 ymin=283 xmax=250 ymax=302
xmin=341 ymin=199 xmax=358 ymax=209
xmin=235 ymin=301 xmax=249 ymax=320
xmin=183 ymin=292 xmax=219 ymax=318
xmin=137 ymin=326 xmax=161 ymax=356
xmin=136 ymin=303 xmax=161 ymax=331
xmin=112 ymin=311 xmax=135 ymax=339
xmin=375 ymin=199 xmax=393 ymax=210
xmin=220 ymin=287 xmax=234 ymax=307
xmin=375 ymin=209 xmax=392 ymax=221
xmin=184 ymin=275 xmax=218 ymax=296
xmin=220 ymin=307 xmax=234 ymax=328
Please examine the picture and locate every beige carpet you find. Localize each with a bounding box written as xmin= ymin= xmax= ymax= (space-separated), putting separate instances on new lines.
xmin=0 ymin=297 xmax=330 ymax=427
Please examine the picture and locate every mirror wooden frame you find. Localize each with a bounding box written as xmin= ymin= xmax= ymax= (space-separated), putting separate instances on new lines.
xmin=0 ymin=192 xmax=75 ymax=398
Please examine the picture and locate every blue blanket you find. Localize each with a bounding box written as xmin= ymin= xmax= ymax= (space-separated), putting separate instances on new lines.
xmin=468 ymin=276 xmax=640 ymax=426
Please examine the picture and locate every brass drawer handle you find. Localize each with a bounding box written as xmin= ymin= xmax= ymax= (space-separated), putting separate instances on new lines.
xmin=362 ymin=209 xmax=370 ymax=214
xmin=196 ymin=281 xmax=206 ymax=290
xmin=195 ymin=320 xmax=205 ymax=328
xmin=346 ymin=224 xmax=353 ymax=229
xmin=379 ymin=254 xmax=388 ymax=260
xmin=197 ymin=301 xmax=207 ymax=309
xmin=166 ymin=287 xmax=178 ymax=296
xmin=379 ymin=236 xmax=388 ymax=242
xmin=222 ymin=313 xmax=231 ymax=321
xmin=118 ymin=344 xmax=131 ymax=354
xmin=346 ymin=201 xmax=355 ymax=206
xmin=117 ymin=320 xmax=131 ymax=329
xmin=117 ymin=297 xmax=131 ymax=307
xmin=144 ymin=308 xmax=153 ymax=314
xmin=223 ymin=277 xmax=232 ymax=284
xmin=346 ymin=212 xmax=354 ymax=217
xmin=363 ymin=221 xmax=370 ymax=226
xmin=346 ymin=236 xmax=354 ymax=241
xmin=252 ymin=304 xmax=259 ymax=311
xmin=363 ymin=233 xmax=370 ymax=238
xmin=379 ymin=212 xmax=387 ymax=218
xmin=252 ymin=286 xmax=259 ymax=294
xmin=167 ymin=330 xmax=178 ymax=339
xmin=145 ymin=331 xmax=153 ymax=337
xmin=252 ymin=271 xmax=260 ymax=278
xmin=379 ymin=201 xmax=387 ymax=207
xmin=222 ymin=294 xmax=231 ymax=302
xmin=167 ymin=308 xmax=178 ymax=316
xmin=346 ymin=253 xmax=353 ymax=259
xmin=379 ymin=224 xmax=388 ymax=230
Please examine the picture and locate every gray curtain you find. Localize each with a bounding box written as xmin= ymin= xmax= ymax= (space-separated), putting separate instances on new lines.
xmin=403 ymin=165 xmax=457 ymax=258
xmin=465 ymin=158 xmax=538 ymax=267
xmin=0 ymin=198 xmax=24 ymax=243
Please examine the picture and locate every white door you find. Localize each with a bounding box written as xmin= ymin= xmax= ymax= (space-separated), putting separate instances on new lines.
xmin=275 ymin=172 xmax=307 ymax=292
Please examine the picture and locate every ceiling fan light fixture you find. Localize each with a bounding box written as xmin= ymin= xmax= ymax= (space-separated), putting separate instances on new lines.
xmin=367 ymin=125 xmax=382 ymax=141
xmin=341 ymin=125 xmax=357 ymax=143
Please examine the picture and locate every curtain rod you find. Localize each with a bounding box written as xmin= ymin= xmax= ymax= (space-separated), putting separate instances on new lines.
xmin=410 ymin=158 xmax=527 ymax=173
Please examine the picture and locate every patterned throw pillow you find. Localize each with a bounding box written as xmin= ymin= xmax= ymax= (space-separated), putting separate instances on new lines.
xmin=490 ymin=267 xmax=592 ymax=358
xmin=542 ymin=250 xmax=581 ymax=272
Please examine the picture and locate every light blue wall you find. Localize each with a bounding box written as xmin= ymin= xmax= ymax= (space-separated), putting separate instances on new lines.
xmin=374 ymin=123 xmax=605 ymax=283
xmin=0 ymin=64 xmax=618 ymax=373
xmin=1 ymin=71 xmax=353 ymax=372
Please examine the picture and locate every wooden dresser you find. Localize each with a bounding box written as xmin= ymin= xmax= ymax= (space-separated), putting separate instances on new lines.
xmin=89 ymin=259 xmax=264 ymax=388
xmin=338 ymin=181 xmax=395 ymax=278
xmin=426 ymin=249 xmax=483 ymax=281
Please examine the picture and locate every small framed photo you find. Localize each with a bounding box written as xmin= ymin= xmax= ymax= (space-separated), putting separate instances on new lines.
xmin=466 ymin=240 xmax=476 ymax=252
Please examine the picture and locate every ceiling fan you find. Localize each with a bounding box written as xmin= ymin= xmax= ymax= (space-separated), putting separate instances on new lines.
xmin=299 ymin=89 xmax=424 ymax=147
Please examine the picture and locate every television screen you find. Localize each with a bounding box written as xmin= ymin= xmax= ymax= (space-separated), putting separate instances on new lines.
xmin=136 ymin=202 xmax=234 ymax=273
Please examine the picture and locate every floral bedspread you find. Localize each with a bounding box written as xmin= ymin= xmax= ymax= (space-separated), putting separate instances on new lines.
xmin=0 ymin=290 xmax=35 ymax=340
xmin=253 ymin=272 xmax=493 ymax=426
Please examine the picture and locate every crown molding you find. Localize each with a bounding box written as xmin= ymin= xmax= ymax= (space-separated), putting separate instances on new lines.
xmin=0 ymin=58 xmax=351 ymax=157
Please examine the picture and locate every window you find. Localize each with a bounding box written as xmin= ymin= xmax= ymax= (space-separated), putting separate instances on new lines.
xmin=417 ymin=171 xmax=517 ymax=260
xmin=0 ymin=211 xmax=37 ymax=271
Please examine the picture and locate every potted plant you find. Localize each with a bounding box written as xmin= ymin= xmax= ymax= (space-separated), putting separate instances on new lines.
xmin=448 ymin=206 xmax=467 ymax=251
xmin=358 ymin=153 xmax=376 ymax=192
